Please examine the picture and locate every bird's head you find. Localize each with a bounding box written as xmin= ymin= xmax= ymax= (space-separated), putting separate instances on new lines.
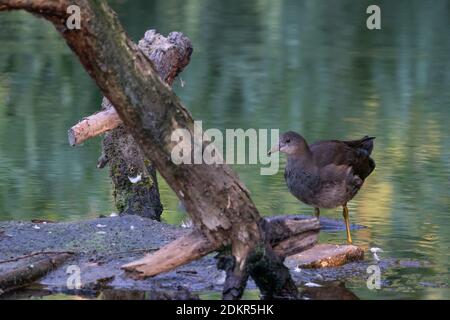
xmin=268 ymin=131 xmax=308 ymax=156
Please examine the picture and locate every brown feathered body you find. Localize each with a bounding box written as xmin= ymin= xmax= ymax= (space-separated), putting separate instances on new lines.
xmin=282 ymin=132 xmax=375 ymax=209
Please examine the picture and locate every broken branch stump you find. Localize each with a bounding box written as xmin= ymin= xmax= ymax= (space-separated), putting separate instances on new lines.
xmin=68 ymin=107 xmax=121 ymax=146
xmin=72 ymin=30 xmax=193 ymax=220
xmin=68 ymin=30 xmax=193 ymax=145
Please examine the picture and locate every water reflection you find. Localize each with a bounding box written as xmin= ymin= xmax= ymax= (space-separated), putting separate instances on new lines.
xmin=300 ymin=282 xmax=359 ymax=300
xmin=0 ymin=0 xmax=449 ymax=299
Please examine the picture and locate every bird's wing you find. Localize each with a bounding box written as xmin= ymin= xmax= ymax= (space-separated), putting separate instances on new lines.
xmin=310 ymin=140 xmax=375 ymax=180
xmin=310 ymin=140 xmax=357 ymax=166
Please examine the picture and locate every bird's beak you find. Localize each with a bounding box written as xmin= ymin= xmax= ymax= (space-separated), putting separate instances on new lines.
xmin=268 ymin=143 xmax=279 ymax=156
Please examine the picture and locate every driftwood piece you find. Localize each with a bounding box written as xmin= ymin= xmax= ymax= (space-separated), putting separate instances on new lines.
xmin=0 ymin=252 xmax=72 ymax=294
xmin=285 ymin=244 xmax=365 ymax=269
xmin=122 ymin=230 xmax=213 ymax=278
xmin=68 ymin=107 xmax=121 ymax=146
xmin=122 ymin=216 xmax=320 ymax=278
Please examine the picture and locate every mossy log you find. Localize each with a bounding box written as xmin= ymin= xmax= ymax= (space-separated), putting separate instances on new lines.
xmin=122 ymin=216 xmax=320 ymax=280
xmin=68 ymin=31 xmax=193 ymax=146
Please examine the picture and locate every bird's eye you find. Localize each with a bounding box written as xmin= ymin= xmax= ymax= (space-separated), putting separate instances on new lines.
xmin=285 ymin=138 xmax=291 ymax=143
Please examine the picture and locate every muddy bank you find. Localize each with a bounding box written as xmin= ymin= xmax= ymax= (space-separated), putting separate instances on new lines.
xmin=0 ymin=215 xmax=422 ymax=299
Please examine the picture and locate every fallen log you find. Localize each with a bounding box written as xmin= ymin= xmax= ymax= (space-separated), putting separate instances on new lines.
xmin=0 ymin=252 xmax=73 ymax=294
xmin=122 ymin=230 xmax=213 ymax=278
xmin=122 ymin=216 xmax=320 ymax=278
xmin=0 ymin=216 xmax=368 ymax=296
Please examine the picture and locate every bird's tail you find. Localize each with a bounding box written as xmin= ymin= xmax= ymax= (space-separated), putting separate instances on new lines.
xmin=344 ymin=136 xmax=375 ymax=155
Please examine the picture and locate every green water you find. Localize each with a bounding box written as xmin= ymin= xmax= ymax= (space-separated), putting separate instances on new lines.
xmin=0 ymin=0 xmax=449 ymax=299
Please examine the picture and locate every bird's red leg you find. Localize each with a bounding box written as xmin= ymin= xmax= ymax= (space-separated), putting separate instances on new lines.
xmin=342 ymin=204 xmax=353 ymax=244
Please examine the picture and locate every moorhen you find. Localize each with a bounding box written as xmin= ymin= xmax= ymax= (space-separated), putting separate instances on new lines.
xmin=269 ymin=131 xmax=375 ymax=243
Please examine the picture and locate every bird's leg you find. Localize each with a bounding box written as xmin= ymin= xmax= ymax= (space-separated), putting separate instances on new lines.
xmin=342 ymin=204 xmax=353 ymax=244
xmin=314 ymin=207 xmax=320 ymax=218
